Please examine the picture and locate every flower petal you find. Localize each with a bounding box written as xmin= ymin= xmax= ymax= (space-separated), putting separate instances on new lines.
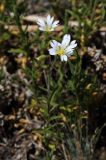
xmin=66 ymin=50 xmax=74 ymax=56
xmin=71 ymin=40 xmax=76 ymax=45
xmin=50 ymin=40 xmax=58 ymax=48
xmin=70 ymin=43 xmax=77 ymax=48
xmin=47 ymin=15 xmax=53 ymax=26
xmin=52 ymin=20 xmax=59 ymax=28
xmin=49 ymin=48 xmax=56 ymax=55
xmin=60 ymin=55 xmax=68 ymax=61
xmin=62 ymin=34 xmax=71 ymax=48
xmin=66 ymin=46 xmax=74 ymax=53
xmin=50 ymin=17 xmax=54 ymax=24
xmin=36 ymin=19 xmax=45 ymax=27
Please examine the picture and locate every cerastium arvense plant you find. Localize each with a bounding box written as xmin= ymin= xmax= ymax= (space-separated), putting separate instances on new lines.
xmin=0 ymin=0 xmax=105 ymax=159
xmin=32 ymin=14 xmax=104 ymax=160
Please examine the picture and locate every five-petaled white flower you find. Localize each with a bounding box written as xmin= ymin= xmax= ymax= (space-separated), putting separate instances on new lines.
xmin=36 ymin=15 xmax=59 ymax=32
xmin=49 ymin=34 xmax=77 ymax=61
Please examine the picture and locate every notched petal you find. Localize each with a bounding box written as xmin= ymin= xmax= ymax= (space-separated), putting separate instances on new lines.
xmin=49 ymin=49 xmax=56 ymax=55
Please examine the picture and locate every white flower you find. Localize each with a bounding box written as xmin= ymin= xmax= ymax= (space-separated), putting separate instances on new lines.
xmin=36 ymin=15 xmax=59 ymax=32
xmin=49 ymin=34 xmax=77 ymax=61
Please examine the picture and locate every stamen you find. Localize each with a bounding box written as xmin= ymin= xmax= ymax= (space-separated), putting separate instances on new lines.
xmin=45 ymin=26 xmax=52 ymax=31
xmin=57 ymin=47 xmax=65 ymax=55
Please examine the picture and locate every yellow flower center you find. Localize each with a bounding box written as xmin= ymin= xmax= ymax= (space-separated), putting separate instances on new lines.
xmin=56 ymin=47 xmax=65 ymax=55
xmin=45 ymin=26 xmax=52 ymax=31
